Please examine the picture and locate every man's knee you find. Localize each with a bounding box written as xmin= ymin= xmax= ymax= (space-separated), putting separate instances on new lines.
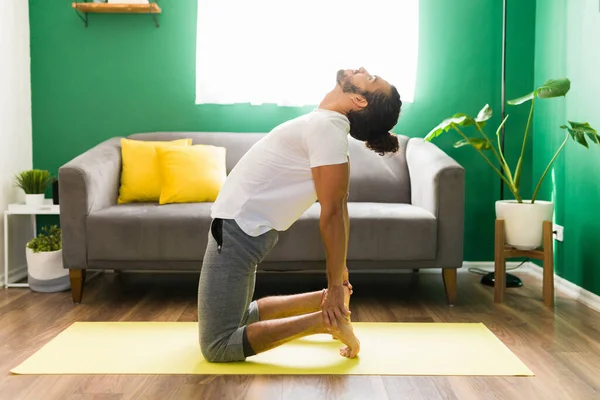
xmin=199 ymin=333 xmax=246 ymax=363
xmin=200 ymin=341 xmax=222 ymax=363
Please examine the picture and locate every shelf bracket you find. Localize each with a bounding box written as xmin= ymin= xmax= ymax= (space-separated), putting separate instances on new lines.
xmin=75 ymin=9 xmax=88 ymax=27
xmin=152 ymin=1 xmax=160 ymax=28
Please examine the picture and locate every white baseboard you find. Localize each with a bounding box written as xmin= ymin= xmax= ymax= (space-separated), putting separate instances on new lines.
xmin=0 ymin=266 xmax=27 ymax=288
xmin=462 ymin=261 xmax=600 ymax=314
xmin=522 ymin=262 xmax=600 ymax=313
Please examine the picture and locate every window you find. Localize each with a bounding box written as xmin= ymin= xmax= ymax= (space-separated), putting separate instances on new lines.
xmin=195 ymin=0 xmax=419 ymax=106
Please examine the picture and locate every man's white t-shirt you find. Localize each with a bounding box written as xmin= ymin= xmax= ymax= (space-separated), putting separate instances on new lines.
xmin=211 ymin=108 xmax=350 ymax=237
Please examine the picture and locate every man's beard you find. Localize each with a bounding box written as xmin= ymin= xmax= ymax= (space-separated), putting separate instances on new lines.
xmin=343 ymin=81 xmax=363 ymax=94
xmin=337 ymin=70 xmax=364 ymax=95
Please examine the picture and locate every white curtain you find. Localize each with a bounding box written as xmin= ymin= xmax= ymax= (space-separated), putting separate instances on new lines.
xmin=195 ymin=0 xmax=419 ymax=106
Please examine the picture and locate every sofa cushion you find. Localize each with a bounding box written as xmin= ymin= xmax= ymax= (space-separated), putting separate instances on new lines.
xmin=87 ymin=203 xmax=212 ymax=262
xmin=87 ymin=202 xmax=436 ymax=263
xmin=156 ymin=144 xmax=227 ymax=205
xmin=118 ymin=138 xmax=192 ymax=204
xmin=266 ymin=202 xmax=437 ymax=262
xmin=347 ymin=136 xmax=412 ymax=204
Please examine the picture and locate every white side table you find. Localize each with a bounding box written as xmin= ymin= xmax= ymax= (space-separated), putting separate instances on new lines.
xmin=4 ymin=199 xmax=60 ymax=288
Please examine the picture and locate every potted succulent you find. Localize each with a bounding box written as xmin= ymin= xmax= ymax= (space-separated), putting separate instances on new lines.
xmin=14 ymin=169 xmax=54 ymax=207
xmin=26 ymin=225 xmax=70 ymax=293
xmin=425 ymin=78 xmax=599 ymax=250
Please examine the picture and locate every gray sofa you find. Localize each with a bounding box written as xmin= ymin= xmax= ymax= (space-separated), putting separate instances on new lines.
xmin=59 ymin=132 xmax=465 ymax=304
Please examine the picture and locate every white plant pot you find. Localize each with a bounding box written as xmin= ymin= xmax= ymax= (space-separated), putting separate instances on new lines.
xmin=25 ymin=194 xmax=45 ymax=207
xmin=25 ymin=248 xmax=70 ymax=293
xmin=495 ymin=200 xmax=554 ymax=250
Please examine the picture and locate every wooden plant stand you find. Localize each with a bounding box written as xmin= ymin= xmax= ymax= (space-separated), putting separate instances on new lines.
xmin=494 ymin=219 xmax=554 ymax=307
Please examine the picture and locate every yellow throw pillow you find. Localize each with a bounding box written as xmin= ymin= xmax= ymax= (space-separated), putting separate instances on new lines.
xmin=156 ymin=144 xmax=227 ymax=205
xmin=118 ymin=138 xmax=192 ymax=204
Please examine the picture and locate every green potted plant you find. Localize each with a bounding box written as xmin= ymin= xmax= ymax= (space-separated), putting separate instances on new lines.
xmin=26 ymin=225 xmax=70 ymax=293
xmin=425 ymin=78 xmax=599 ymax=249
xmin=14 ymin=169 xmax=54 ymax=207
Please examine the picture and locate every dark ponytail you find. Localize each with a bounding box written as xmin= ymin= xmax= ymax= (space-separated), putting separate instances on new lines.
xmin=366 ymin=132 xmax=400 ymax=156
xmin=346 ymin=84 xmax=402 ymax=156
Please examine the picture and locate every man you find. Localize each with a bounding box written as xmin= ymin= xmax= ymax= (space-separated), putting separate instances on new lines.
xmin=198 ymin=67 xmax=402 ymax=363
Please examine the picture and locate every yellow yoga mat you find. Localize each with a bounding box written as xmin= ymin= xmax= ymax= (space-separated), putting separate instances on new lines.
xmin=11 ymin=322 xmax=533 ymax=376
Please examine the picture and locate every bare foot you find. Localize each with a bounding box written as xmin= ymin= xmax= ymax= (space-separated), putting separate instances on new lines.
xmin=335 ymin=317 xmax=360 ymax=358
xmin=329 ymin=285 xmax=351 ymax=341
xmin=332 ymin=286 xmax=359 ymax=358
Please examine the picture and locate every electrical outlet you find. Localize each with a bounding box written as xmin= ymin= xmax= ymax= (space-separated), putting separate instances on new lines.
xmin=553 ymin=224 xmax=564 ymax=242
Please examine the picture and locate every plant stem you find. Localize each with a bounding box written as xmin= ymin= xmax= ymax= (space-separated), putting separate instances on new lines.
xmin=474 ymin=124 xmax=508 ymax=175
xmin=514 ymin=99 xmax=535 ymax=189
xmin=531 ymin=133 xmax=569 ymax=203
xmin=454 ymin=126 xmax=519 ymax=199
xmin=493 ymin=115 xmax=514 ymax=185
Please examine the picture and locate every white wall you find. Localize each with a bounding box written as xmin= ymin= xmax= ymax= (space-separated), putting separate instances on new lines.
xmin=0 ymin=0 xmax=33 ymax=287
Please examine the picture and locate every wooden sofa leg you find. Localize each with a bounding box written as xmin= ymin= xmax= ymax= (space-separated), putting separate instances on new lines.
xmin=442 ymin=269 xmax=457 ymax=306
xmin=70 ymin=269 xmax=87 ymax=304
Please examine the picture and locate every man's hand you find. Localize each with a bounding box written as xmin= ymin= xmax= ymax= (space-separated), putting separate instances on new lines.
xmin=321 ymin=285 xmax=350 ymax=332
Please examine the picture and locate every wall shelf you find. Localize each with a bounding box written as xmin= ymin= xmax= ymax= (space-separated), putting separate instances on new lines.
xmin=72 ymin=2 xmax=162 ymax=28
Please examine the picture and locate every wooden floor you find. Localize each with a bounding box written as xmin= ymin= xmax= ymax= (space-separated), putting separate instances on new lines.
xmin=1 ymin=269 xmax=600 ymax=400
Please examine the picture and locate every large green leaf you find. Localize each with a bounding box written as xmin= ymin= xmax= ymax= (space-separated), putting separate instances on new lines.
xmin=425 ymin=115 xmax=468 ymax=141
xmin=508 ymin=78 xmax=571 ymax=105
xmin=571 ymin=122 xmax=599 ymax=144
xmin=561 ymin=121 xmax=600 ymax=147
xmin=568 ymin=121 xmax=597 ymax=134
xmin=453 ymin=138 xmax=492 ymax=150
xmin=535 ymin=78 xmax=571 ymax=99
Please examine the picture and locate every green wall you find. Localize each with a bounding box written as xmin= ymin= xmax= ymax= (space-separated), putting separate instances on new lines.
xmin=534 ymin=0 xmax=600 ymax=295
xmin=29 ymin=0 xmax=536 ymax=261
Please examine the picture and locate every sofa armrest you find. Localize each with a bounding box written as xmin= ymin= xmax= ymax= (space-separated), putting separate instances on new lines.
xmin=58 ymin=137 xmax=122 ymax=269
xmin=406 ymin=138 xmax=465 ymax=268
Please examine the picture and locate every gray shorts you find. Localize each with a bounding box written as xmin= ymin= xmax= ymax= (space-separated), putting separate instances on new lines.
xmin=198 ymin=218 xmax=278 ymax=362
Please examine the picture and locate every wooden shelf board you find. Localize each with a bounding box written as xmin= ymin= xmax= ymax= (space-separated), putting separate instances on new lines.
xmin=72 ymin=3 xmax=162 ymax=14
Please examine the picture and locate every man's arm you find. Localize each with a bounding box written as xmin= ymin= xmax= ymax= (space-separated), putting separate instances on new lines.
xmin=343 ymin=199 xmax=349 ymax=259
xmin=342 ymin=193 xmax=350 ymax=285
xmin=312 ymin=162 xmax=350 ymax=330
xmin=312 ymin=162 xmax=349 ymax=287
xmin=343 ymin=159 xmax=350 ymax=285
